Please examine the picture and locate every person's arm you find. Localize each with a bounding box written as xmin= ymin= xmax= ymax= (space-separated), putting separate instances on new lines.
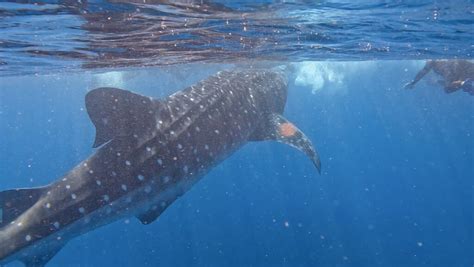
xmin=404 ymin=61 xmax=433 ymax=89
xmin=444 ymin=81 xmax=463 ymax=93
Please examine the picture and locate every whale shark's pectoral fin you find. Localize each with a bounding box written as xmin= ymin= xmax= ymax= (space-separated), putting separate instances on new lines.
xmin=22 ymin=244 xmax=65 ymax=267
xmin=136 ymin=203 xmax=170 ymax=225
xmin=0 ymin=187 xmax=46 ymax=228
xmin=249 ymin=113 xmax=321 ymax=173
xmin=86 ymin=87 xmax=165 ymax=148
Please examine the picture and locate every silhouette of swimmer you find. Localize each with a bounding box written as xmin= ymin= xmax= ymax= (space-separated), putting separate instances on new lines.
xmin=404 ymin=60 xmax=474 ymax=95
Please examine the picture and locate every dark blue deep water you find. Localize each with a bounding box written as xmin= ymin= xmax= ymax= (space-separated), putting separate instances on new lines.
xmin=1 ymin=1 xmax=473 ymax=267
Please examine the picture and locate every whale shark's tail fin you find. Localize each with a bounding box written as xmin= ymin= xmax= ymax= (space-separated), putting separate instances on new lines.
xmin=249 ymin=113 xmax=321 ymax=173
xmin=0 ymin=187 xmax=45 ymax=229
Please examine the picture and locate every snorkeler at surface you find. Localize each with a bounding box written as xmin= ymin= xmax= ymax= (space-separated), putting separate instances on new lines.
xmin=404 ymin=59 xmax=474 ymax=95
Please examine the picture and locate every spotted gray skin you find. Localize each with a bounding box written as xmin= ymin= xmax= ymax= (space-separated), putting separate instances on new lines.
xmin=0 ymin=70 xmax=320 ymax=267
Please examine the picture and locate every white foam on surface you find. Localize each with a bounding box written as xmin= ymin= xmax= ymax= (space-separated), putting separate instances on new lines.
xmin=293 ymin=61 xmax=381 ymax=93
xmin=92 ymin=71 xmax=126 ymax=88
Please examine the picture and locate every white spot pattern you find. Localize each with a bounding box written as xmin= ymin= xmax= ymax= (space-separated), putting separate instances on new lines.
xmin=144 ymin=186 xmax=152 ymax=193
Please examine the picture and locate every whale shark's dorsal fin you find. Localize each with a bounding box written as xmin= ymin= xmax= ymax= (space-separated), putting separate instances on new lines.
xmin=86 ymin=87 xmax=165 ymax=148
xmin=249 ymin=113 xmax=321 ymax=173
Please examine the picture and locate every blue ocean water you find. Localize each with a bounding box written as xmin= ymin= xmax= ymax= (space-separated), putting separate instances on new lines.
xmin=1 ymin=1 xmax=474 ymax=267
xmin=1 ymin=61 xmax=472 ymax=266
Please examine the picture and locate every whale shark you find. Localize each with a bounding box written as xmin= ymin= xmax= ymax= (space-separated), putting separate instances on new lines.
xmin=0 ymin=69 xmax=320 ymax=267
